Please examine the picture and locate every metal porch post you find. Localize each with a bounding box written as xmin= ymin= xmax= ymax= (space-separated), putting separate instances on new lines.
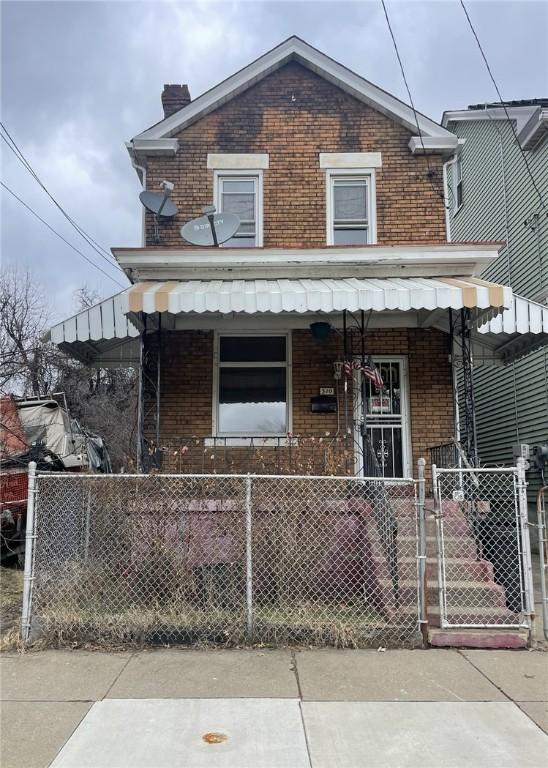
xmin=459 ymin=308 xmax=478 ymax=467
xmin=137 ymin=314 xmax=162 ymax=473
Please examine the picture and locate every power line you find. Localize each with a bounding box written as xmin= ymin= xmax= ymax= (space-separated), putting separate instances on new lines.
xmin=1 ymin=181 xmax=126 ymax=289
xmin=0 ymin=123 xmax=126 ymax=271
xmin=379 ymin=0 xmax=446 ymax=203
xmin=459 ymin=0 xmax=546 ymax=215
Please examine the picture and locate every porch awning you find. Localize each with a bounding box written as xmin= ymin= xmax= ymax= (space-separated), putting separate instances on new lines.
xmin=121 ymin=277 xmax=512 ymax=317
xmin=47 ymin=279 xmax=547 ymax=368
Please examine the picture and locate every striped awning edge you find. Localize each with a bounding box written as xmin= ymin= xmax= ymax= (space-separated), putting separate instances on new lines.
xmin=121 ymin=276 xmax=512 ymax=316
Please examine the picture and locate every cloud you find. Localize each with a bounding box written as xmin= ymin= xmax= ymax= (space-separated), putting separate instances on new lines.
xmin=1 ymin=0 xmax=547 ymax=322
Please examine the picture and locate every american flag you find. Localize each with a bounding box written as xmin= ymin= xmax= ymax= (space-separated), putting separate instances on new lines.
xmin=344 ymin=356 xmax=384 ymax=390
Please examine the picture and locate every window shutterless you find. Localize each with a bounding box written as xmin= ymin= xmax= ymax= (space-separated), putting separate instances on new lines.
xmin=215 ymin=335 xmax=289 ymax=436
xmin=217 ymin=176 xmax=259 ymax=247
xmin=327 ymin=173 xmax=375 ymax=245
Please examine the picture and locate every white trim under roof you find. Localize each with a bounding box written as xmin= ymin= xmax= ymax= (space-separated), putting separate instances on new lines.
xmin=518 ymin=107 xmax=548 ymax=150
xmin=132 ymin=36 xmax=455 ymax=151
xmin=112 ymin=243 xmax=502 ymax=282
xmin=408 ymin=136 xmax=459 ymax=155
xmin=127 ymin=138 xmax=178 ymax=157
xmin=441 ymin=105 xmax=539 ymax=132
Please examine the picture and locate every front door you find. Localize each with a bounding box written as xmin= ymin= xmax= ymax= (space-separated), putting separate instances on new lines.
xmin=354 ymin=356 xmax=411 ymax=478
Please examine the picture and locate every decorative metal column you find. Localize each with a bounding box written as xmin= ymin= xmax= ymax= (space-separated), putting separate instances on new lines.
xmin=454 ymin=307 xmax=478 ymax=467
xmin=137 ymin=314 xmax=161 ymax=473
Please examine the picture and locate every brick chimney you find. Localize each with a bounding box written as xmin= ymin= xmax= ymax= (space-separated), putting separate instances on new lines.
xmin=161 ymin=84 xmax=191 ymax=118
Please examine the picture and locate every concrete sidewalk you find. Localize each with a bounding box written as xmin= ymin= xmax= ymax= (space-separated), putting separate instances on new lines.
xmin=1 ymin=648 xmax=546 ymax=767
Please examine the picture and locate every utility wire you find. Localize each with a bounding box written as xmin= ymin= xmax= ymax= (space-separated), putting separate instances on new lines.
xmin=379 ymin=0 xmax=446 ymax=203
xmin=0 ymin=123 xmax=126 ymax=270
xmin=459 ymin=0 xmax=546 ymax=215
xmin=1 ymin=181 xmax=126 ymax=288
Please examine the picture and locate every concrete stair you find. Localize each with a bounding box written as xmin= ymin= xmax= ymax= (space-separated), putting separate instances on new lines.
xmin=370 ymin=497 xmax=529 ymax=649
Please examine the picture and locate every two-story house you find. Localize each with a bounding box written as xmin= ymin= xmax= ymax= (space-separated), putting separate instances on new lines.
xmin=49 ymin=37 xmax=547 ymax=482
xmin=44 ymin=38 xmax=548 ymax=648
xmin=443 ymin=101 xmax=548 ymax=507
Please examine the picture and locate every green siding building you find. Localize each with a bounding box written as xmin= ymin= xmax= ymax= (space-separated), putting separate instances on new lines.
xmin=443 ymin=101 xmax=548 ymax=500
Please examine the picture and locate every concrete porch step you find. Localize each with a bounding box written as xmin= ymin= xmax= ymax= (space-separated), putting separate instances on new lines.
xmin=379 ymin=557 xmax=495 ymax=582
xmin=382 ymin=579 xmax=507 ymax=608
xmin=428 ymin=627 xmax=529 ymax=649
xmin=397 ymin=536 xmax=477 ymax=558
xmin=426 ymin=604 xmax=519 ymax=628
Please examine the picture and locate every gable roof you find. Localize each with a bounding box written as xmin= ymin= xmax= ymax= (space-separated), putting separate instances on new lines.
xmin=130 ymin=36 xmax=457 ymax=155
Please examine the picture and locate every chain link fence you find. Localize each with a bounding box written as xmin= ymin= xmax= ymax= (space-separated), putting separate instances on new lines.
xmin=24 ymin=472 xmax=421 ymax=648
xmin=432 ymin=464 xmax=534 ymax=629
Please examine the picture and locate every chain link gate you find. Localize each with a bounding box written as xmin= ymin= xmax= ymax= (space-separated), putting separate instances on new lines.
xmin=22 ymin=470 xmax=422 ymax=648
xmin=432 ymin=462 xmax=534 ymax=630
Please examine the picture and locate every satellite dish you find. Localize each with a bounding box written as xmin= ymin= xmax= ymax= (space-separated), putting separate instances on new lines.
xmin=139 ymin=191 xmax=177 ymax=218
xmin=181 ymin=208 xmax=240 ymax=246
xmin=139 ymin=181 xmax=178 ymax=244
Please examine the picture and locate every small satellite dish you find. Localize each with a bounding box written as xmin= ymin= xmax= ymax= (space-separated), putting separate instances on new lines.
xmin=139 ymin=181 xmax=178 ymax=244
xmin=181 ymin=208 xmax=240 ymax=246
xmin=139 ymin=191 xmax=177 ymax=218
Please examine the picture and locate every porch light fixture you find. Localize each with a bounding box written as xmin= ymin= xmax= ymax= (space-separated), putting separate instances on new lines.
xmin=309 ymin=321 xmax=332 ymax=340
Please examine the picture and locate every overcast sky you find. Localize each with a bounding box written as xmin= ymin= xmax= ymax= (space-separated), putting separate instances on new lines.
xmin=2 ymin=0 xmax=547 ymax=322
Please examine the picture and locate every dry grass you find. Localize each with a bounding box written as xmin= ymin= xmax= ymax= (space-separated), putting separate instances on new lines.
xmin=30 ymin=599 xmax=419 ymax=650
xmin=0 ymin=567 xmax=23 ymax=631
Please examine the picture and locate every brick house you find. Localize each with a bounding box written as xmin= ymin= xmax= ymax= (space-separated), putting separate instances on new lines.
xmin=49 ymin=37 xmax=547 ymax=481
xmin=40 ymin=37 xmax=548 ymax=649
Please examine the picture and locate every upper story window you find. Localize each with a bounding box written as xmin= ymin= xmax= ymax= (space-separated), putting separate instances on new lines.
xmin=454 ymin=156 xmax=463 ymax=210
xmin=326 ymin=170 xmax=377 ymax=246
xmin=214 ymin=172 xmax=263 ymax=247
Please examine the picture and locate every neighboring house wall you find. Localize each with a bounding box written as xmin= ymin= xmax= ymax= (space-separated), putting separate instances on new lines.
xmin=144 ymin=62 xmax=446 ymax=249
xmin=447 ymin=115 xmax=548 ymax=498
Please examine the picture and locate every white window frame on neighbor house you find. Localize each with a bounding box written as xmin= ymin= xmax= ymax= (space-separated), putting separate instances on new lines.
xmin=325 ymin=168 xmax=377 ymax=246
xmin=352 ymin=355 xmax=412 ymax=479
xmin=213 ymin=170 xmax=264 ymax=247
xmin=453 ymin=155 xmax=463 ymax=213
xmin=210 ymin=331 xmax=292 ymax=445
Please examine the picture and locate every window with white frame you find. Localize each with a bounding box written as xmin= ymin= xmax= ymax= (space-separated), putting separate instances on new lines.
xmin=327 ymin=172 xmax=375 ymax=245
xmin=215 ymin=335 xmax=289 ymax=436
xmin=215 ymin=174 xmax=261 ymax=247
xmin=454 ymin=156 xmax=463 ymax=210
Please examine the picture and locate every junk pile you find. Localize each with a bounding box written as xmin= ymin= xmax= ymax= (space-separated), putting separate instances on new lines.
xmin=0 ymin=394 xmax=111 ymax=564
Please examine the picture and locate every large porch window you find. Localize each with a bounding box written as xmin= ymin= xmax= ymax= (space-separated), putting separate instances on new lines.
xmin=214 ymin=334 xmax=290 ymax=436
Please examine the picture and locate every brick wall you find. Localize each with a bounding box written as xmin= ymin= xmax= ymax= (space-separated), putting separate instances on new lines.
xmin=144 ymin=62 xmax=446 ymax=248
xmin=155 ymin=328 xmax=453 ymax=479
